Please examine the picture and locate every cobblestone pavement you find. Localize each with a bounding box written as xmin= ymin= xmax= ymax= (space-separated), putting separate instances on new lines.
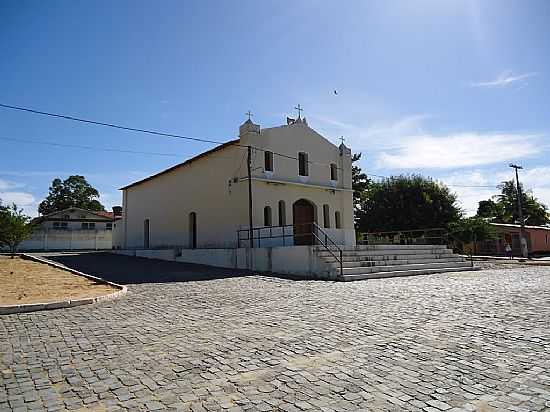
xmin=1 ymin=255 xmax=550 ymax=411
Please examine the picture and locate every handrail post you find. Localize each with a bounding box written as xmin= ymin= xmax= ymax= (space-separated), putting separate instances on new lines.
xmin=339 ymin=249 xmax=343 ymax=278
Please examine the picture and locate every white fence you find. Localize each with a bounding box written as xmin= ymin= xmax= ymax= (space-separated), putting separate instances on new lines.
xmin=18 ymin=229 xmax=113 ymax=251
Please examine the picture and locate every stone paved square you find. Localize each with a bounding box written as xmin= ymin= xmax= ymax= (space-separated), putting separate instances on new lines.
xmin=1 ymin=253 xmax=550 ymax=411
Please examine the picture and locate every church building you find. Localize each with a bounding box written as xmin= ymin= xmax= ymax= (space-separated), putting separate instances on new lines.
xmin=117 ymin=111 xmax=355 ymax=250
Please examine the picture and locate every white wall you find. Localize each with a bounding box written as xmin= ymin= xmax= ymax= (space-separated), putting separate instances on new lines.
xmin=19 ymin=229 xmax=112 ymax=251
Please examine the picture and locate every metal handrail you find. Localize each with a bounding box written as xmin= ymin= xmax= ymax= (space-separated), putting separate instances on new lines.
xmin=236 ymin=222 xmax=344 ymax=278
xmin=311 ymin=223 xmax=344 ymax=278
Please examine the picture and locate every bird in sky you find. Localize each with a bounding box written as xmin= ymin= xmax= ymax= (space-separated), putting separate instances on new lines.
xmin=334 ymin=90 xmax=338 ymax=95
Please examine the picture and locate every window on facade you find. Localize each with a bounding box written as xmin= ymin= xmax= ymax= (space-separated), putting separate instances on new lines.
xmin=80 ymin=214 xmax=86 ymax=219
xmin=323 ymin=204 xmax=330 ymax=228
xmin=335 ymin=211 xmax=342 ymax=229
xmin=264 ymin=206 xmax=272 ymax=226
xmin=81 ymin=222 xmax=95 ymax=230
xmin=330 ymin=163 xmax=338 ymax=181
xmin=189 ymin=213 xmax=197 ymax=249
xmin=264 ymin=151 xmax=273 ymax=172
xmin=298 ymin=152 xmax=309 ymax=176
xmin=63 ymin=215 xmax=70 ymax=220
xmin=106 ymin=223 xmax=113 ymax=230
xmin=53 ymin=222 xmax=68 ymax=230
xmin=278 ymin=201 xmax=286 ymax=226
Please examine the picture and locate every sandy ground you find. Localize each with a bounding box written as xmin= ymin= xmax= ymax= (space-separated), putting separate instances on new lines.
xmin=0 ymin=256 xmax=118 ymax=305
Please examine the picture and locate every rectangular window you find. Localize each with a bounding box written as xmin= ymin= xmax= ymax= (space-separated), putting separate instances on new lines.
xmin=53 ymin=222 xmax=68 ymax=230
xmin=81 ymin=222 xmax=96 ymax=230
xmin=298 ymin=152 xmax=309 ymax=176
xmin=330 ymin=163 xmax=338 ymax=181
xmin=264 ymin=206 xmax=272 ymax=227
xmin=323 ymin=204 xmax=330 ymax=228
xmin=264 ymin=151 xmax=273 ymax=172
xmin=335 ymin=211 xmax=342 ymax=229
xmin=106 ymin=223 xmax=113 ymax=230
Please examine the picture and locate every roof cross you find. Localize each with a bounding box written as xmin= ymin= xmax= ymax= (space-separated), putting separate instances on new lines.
xmin=339 ymin=136 xmax=345 ymax=145
xmin=294 ymin=104 xmax=303 ymax=118
xmin=245 ymin=110 xmax=253 ymax=121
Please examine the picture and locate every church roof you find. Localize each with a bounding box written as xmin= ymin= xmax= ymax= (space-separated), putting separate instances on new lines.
xmin=120 ymin=139 xmax=239 ymax=190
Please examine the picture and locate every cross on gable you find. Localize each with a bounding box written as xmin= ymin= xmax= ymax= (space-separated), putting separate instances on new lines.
xmin=245 ymin=110 xmax=253 ymax=121
xmin=294 ymin=104 xmax=303 ymax=118
xmin=339 ymin=136 xmax=345 ymax=145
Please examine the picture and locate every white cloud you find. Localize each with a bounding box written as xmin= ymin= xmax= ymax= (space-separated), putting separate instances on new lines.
xmin=437 ymin=170 xmax=499 ymax=216
xmin=0 ymin=178 xmax=23 ymax=191
xmin=471 ymin=71 xmax=538 ymax=88
xmin=377 ymin=133 xmax=542 ymax=169
xmin=0 ymin=191 xmax=37 ymax=217
xmin=437 ymin=167 xmax=550 ymax=216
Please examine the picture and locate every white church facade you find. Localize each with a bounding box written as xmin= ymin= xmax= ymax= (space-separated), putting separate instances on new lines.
xmin=116 ymin=114 xmax=355 ymax=251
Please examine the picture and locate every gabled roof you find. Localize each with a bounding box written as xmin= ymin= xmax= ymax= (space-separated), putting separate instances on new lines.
xmin=33 ymin=207 xmax=114 ymax=224
xmin=120 ymin=139 xmax=239 ymax=190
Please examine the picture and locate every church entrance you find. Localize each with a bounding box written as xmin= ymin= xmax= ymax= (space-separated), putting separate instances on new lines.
xmin=293 ymin=199 xmax=314 ymax=245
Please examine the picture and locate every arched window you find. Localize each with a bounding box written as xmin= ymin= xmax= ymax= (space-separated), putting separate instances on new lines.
xmin=330 ymin=163 xmax=338 ymax=181
xmin=335 ymin=211 xmax=342 ymax=229
xmin=264 ymin=151 xmax=273 ymax=172
xmin=189 ymin=212 xmax=197 ymax=249
xmin=144 ymin=219 xmax=150 ymax=248
xmin=278 ymin=201 xmax=286 ymax=226
xmin=323 ymin=204 xmax=330 ymax=228
xmin=298 ymin=152 xmax=309 ymax=176
xmin=264 ymin=206 xmax=272 ymax=226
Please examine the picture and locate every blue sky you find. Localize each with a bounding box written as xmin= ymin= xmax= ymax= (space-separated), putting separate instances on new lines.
xmin=1 ymin=0 xmax=549 ymax=217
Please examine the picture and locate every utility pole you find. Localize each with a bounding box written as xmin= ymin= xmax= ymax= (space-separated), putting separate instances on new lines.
xmin=247 ymin=145 xmax=254 ymax=248
xmin=509 ymin=163 xmax=528 ymax=258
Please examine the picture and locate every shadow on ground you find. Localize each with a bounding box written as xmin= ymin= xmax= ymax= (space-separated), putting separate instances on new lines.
xmin=35 ymin=252 xmax=250 ymax=285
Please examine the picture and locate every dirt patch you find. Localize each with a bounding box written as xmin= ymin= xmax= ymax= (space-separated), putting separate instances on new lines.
xmin=0 ymin=256 xmax=118 ymax=306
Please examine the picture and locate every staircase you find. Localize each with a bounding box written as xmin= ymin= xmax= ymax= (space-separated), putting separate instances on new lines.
xmin=316 ymin=244 xmax=475 ymax=281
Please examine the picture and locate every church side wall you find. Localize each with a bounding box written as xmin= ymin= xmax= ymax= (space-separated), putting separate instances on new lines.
xmin=122 ymin=145 xmax=248 ymax=249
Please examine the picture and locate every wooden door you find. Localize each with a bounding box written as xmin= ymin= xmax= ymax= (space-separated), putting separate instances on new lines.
xmin=293 ymin=199 xmax=314 ymax=245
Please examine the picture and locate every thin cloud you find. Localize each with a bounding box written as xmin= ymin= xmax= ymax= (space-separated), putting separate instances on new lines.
xmin=377 ymin=133 xmax=542 ymax=169
xmin=471 ymin=71 xmax=538 ymax=88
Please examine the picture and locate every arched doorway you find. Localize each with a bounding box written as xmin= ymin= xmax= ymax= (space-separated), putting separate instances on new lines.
xmin=293 ymin=199 xmax=315 ymax=245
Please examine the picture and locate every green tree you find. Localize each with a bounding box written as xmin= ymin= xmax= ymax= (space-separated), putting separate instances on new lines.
xmin=448 ymin=216 xmax=497 ymax=254
xmin=476 ymin=180 xmax=549 ymax=226
xmin=38 ymin=175 xmax=105 ymax=216
xmin=0 ymin=202 xmax=35 ymax=257
xmin=356 ymin=174 xmax=462 ymax=233
xmin=351 ymin=153 xmax=370 ymax=227
xmin=476 ymin=199 xmax=503 ymax=220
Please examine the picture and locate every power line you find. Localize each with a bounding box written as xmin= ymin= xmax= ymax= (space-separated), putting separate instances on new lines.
xmin=0 ymin=136 xmax=180 ymax=157
xmin=0 ymin=103 xmax=226 ymax=146
xmin=363 ymin=171 xmax=500 ymax=189
xmin=0 ymin=102 xmax=344 ymax=170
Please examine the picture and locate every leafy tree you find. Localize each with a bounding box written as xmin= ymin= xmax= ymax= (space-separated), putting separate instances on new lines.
xmin=448 ymin=216 xmax=497 ymax=254
xmin=356 ymin=174 xmax=462 ymax=233
xmin=476 ymin=199 xmax=503 ymax=220
xmin=351 ymin=153 xmax=370 ymax=227
xmin=0 ymin=202 xmax=35 ymax=257
xmin=38 ymin=175 xmax=105 ymax=215
xmin=476 ymin=180 xmax=549 ymax=226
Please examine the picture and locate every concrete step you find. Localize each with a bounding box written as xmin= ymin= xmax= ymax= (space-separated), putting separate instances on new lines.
xmin=315 ymin=244 xmax=450 ymax=252
xmin=325 ymin=257 xmax=466 ymax=268
xmin=342 ymin=265 xmax=476 ymax=281
xmin=342 ymin=261 xmax=469 ymax=275
xmin=317 ymin=249 xmax=454 ymax=259
xmin=320 ymin=253 xmax=457 ymax=263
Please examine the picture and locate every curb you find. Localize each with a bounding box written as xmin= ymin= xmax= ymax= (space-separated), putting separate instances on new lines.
xmin=0 ymin=254 xmax=127 ymax=315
